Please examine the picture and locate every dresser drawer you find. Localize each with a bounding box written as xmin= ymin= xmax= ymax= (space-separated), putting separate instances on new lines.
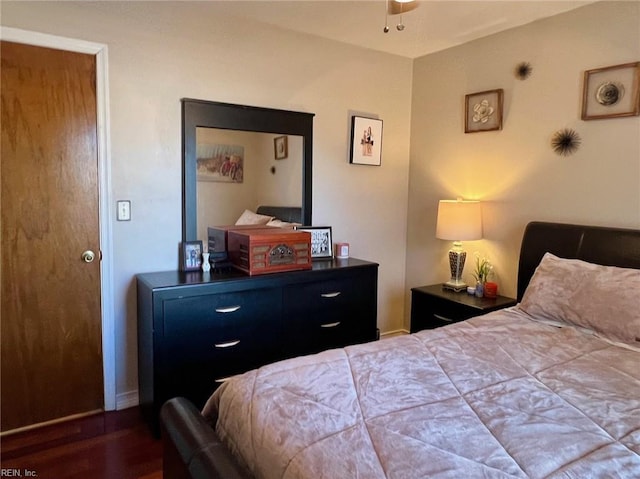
xmin=160 ymin=340 xmax=267 ymax=394
xmin=160 ymin=289 xmax=282 ymax=371
xmin=411 ymin=295 xmax=476 ymax=330
xmin=159 ymin=317 xmax=282 ymax=406
xmin=162 ymin=288 xmax=281 ymax=338
xmin=284 ymin=277 xmax=360 ymax=314
xmin=160 ymin=322 xmax=280 ymax=365
xmin=283 ymin=273 xmax=377 ymax=355
xmin=425 ymin=296 xmax=477 ymax=323
xmin=157 ymin=356 xmax=251 ymax=410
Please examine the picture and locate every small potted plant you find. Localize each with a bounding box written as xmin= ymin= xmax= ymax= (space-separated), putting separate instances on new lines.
xmin=472 ymin=253 xmax=493 ymax=297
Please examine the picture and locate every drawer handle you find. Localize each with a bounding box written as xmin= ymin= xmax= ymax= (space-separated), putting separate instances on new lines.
xmin=215 ymin=305 xmax=241 ymax=313
xmin=433 ymin=314 xmax=454 ymax=323
xmin=320 ymin=321 xmax=341 ymax=328
xmin=214 ymin=340 xmax=240 ymax=348
xmin=321 ymin=292 xmax=341 ymax=298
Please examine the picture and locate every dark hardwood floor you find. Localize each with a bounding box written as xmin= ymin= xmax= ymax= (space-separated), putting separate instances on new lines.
xmin=0 ymin=407 xmax=162 ymax=479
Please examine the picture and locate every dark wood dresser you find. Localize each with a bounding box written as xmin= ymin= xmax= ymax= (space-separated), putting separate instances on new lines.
xmin=137 ymin=258 xmax=378 ymax=433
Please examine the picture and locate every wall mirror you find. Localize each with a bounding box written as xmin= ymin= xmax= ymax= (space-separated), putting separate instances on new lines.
xmin=182 ymin=99 xmax=314 ymax=242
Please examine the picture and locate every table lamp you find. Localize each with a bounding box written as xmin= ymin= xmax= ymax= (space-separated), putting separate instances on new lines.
xmin=436 ymin=199 xmax=482 ymax=292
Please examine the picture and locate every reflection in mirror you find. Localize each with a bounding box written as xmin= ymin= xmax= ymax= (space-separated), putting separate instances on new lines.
xmin=182 ymin=99 xmax=314 ymax=242
xmin=196 ymin=128 xmax=303 ymax=241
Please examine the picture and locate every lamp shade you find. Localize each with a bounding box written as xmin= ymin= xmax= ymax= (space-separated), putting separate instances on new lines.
xmin=436 ymin=200 xmax=482 ymax=241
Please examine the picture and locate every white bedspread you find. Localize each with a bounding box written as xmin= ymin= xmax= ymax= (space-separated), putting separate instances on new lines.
xmin=203 ymin=307 xmax=640 ymax=478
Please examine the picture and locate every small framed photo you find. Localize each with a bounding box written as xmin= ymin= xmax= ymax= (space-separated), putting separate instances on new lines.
xmin=465 ymin=89 xmax=503 ymax=133
xmin=274 ymin=135 xmax=288 ymax=159
xmin=181 ymin=240 xmax=203 ymax=271
xmin=350 ymin=116 xmax=383 ymax=166
xmin=294 ymin=226 xmax=333 ymax=260
xmin=582 ymin=62 xmax=640 ymax=120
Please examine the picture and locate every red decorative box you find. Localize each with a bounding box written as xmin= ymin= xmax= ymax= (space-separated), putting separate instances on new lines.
xmin=227 ymin=228 xmax=312 ymax=275
xmin=207 ymin=225 xmax=269 ymax=258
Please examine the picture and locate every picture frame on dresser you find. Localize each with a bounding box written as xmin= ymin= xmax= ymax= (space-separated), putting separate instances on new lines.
xmin=294 ymin=226 xmax=333 ymax=260
xmin=181 ymin=240 xmax=203 ymax=271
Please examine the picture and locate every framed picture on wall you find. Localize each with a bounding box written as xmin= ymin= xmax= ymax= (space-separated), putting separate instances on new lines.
xmin=294 ymin=226 xmax=333 ymax=260
xmin=465 ymin=89 xmax=504 ymax=133
xmin=581 ymin=62 xmax=640 ymax=120
xmin=350 ymin=116 xmax=383 ymax=166
xmin=274 ymin=135 xmax=288 ymax=159
xmin=181 ymin=240 xmax=203 ymax=271
xmin=196 ymin=143 xmax=244 ymax=183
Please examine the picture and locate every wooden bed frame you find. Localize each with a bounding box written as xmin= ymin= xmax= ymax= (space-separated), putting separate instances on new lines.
xmin=255 ymin=205 xmax=302 ymax=224
xmin=159 ymin=221 xmax=640 ymax=479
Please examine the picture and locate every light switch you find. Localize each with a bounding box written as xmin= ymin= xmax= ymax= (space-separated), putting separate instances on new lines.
xmin=117 ymin=200 xmax=131 ymax=221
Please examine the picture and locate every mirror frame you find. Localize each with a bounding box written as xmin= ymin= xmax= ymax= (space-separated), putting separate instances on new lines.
xmin=182 ymin=99 xmax=314 ymax=241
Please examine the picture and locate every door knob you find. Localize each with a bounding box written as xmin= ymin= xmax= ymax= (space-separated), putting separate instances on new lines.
xmin=82 ymin=250 xmax=96 ymax=263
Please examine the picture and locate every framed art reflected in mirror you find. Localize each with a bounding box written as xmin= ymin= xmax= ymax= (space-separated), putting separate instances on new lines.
xmin=197 ymin=143 xmax=244 ymax=183
xmin=274 ymin=136 xmax=288 ymax=160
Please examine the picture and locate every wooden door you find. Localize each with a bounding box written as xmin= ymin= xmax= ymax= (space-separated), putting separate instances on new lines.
xmin=1 ymin=41 xmax=103 ymax=432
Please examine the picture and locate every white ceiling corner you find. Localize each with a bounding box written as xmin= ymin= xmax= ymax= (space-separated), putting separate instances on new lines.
xmin=205 ymin=0 xmax=598 ymax=58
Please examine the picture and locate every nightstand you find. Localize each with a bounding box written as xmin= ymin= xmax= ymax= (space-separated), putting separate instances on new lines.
xmin=410 ymin=284 xmax=517 ymax=333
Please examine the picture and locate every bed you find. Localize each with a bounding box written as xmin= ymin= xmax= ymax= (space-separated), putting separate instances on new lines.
xmin=160 ymin=221 xmax=640 ymax=479
xmin=255 ymin=206 xmax=302 ymax=225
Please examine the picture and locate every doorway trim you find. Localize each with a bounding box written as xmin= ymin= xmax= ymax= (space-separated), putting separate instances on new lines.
xmin=1 ymin=27 xmax=116 ymax=411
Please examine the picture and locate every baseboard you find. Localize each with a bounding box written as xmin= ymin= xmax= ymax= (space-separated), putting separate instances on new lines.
xmin=380 ymin=329 xmax=410 ymax=339
xmin=116 ymin=390 xmax=139 ymax=410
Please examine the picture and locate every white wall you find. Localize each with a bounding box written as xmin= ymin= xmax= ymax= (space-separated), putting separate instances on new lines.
xmin=1 ymin=1 xmax=412 ymax=401
xmin=406 ymin=1 xmax=640 ymax=329
xmin=258 ymin=135 xmax=304 ymax=212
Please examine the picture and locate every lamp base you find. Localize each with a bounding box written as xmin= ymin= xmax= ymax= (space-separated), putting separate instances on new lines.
xmin=443 ymin=245 xmax=467 ymax=293
xmin=442 ymin=279 xmax=468 ymax=292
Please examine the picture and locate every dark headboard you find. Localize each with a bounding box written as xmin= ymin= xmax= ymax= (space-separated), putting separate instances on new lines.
xmin=256 ymin=205 xmax=302 ymax=224
xmin=517 ymin=221 xmax=640 ymax=301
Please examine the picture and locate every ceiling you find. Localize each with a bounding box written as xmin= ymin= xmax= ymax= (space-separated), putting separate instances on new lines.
xmin=209 ymin=1 xmax=597 ymax=58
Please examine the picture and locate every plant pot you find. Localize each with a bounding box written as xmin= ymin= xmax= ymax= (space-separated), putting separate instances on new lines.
xmin=484 ymin=281 xmax=498 ymax=298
